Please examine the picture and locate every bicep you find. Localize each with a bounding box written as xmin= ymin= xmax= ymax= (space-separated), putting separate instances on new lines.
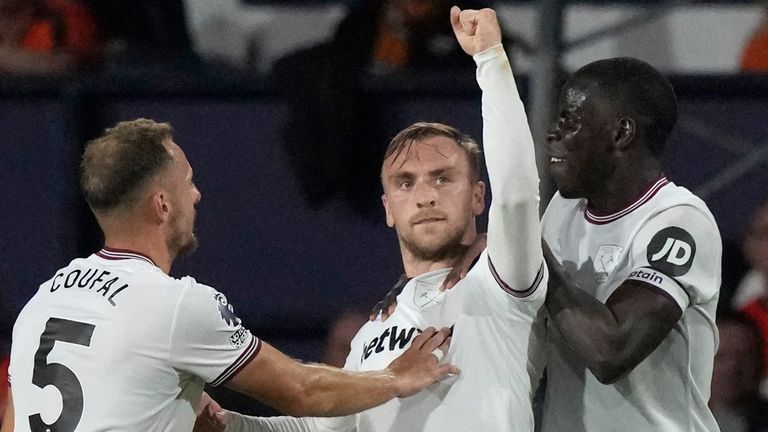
xmin=605 ymin=280 xmax=683 ymax=374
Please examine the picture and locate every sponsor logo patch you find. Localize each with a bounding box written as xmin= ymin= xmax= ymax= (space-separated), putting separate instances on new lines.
xmin=214 ymin=292 xmax=241 ymax=327
xmin=646 ymin=227 xmax=696 ymax=276
xmin=229 ymin=326 xmax=250 ymax=348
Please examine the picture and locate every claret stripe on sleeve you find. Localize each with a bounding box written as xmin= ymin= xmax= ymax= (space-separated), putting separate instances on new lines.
xmin=585 ymin=177 xmax=669 ymax=225
xmin=210 ymin=336 xmax=262 ymax=387
xmin=488 ymin=258 xmax=545 ymax=298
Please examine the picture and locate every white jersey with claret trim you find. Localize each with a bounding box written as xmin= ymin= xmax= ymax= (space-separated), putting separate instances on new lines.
xmin=9 ymin=248 xmax=261 ymax=432
xmin=541 ymin=178 xmax=722 ymax=432
xmin=222 ymin=44 xmax=548 ymax=432
xmin=344 ymin=252 xmax=546 ymax=432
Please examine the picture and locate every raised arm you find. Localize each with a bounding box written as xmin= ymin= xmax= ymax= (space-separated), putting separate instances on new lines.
xmin=452 ymin=7 xmax=543 ymax=293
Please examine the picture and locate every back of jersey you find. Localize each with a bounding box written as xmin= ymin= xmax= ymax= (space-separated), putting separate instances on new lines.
xmin=9 ymin=252 xmax=199 ymax=431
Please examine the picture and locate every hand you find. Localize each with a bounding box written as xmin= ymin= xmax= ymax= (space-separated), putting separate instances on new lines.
xmin=450 ymin=6 xmax=503 ymax=56
xmin=193 ymin=392 xmax=230 ymax=432
xmin=387 ymin=327 xmax=459 ymax=398
xmin=370 ymin=276 xmax=409 ymax=322
xmin=442 ymin=233 xmax=487 ymax=291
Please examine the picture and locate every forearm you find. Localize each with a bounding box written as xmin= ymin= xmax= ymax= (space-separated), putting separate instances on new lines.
xmin=546 ymin=281 xmax=625 ymax=374
xmin=291 ymin=363 xmax=398 ymax=417
xmin=475 ymin=45 xmax=542 ymax=288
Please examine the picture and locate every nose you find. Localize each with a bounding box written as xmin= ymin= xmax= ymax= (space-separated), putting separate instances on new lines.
xmin=194 ymin=187 xmax=202 ymax=204
xmin=414 ymin=182 xmax=437 ymax=208
xmin=546 ymin=122 xmax=562 ymax=145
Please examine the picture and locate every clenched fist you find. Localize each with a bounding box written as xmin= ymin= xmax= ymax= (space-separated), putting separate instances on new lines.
xmin=450 ymin=6 xmax=503 ymax=56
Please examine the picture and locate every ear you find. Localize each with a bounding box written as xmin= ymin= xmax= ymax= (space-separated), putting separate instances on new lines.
xmin=381 ymin=194 xmax=395 ymax=228
xmin=149 ymin=190 xmax=172 ymax=223
xmin=472 ymin=181 xmax=486 ymax=216
xmin=613 ymin=117 xmax=635 ymax=151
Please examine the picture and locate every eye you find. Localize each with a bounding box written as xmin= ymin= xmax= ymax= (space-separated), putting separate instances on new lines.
xmin=436 ymin=176 xmax=449 ymax=185
xmin=399 ymin=180 xmax=412 ymax=190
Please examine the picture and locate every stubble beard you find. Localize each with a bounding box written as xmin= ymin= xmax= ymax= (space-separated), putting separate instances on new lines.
xmin=400 ymin=226 xmax=467 ymax=263
xmin=168 ymin=213 xmax=199 ymax=259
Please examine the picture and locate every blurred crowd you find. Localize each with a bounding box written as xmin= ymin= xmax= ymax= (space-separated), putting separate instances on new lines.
xmin=1 ymin=0 xmax=768 ymax=77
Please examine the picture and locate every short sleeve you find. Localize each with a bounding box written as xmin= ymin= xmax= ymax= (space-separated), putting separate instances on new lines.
xmin=623 ymin=205 xmax=721 ymax=310
xmin=168 ymin=279 xmax=262 ymax=387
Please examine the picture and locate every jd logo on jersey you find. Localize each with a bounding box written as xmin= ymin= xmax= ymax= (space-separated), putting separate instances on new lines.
xmin=647 ymin=227 xmax=696 ymax=276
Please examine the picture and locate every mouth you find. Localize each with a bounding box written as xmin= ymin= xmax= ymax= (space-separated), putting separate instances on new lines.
xmin=412 ymin=216 xmax=446 ymax=225
xmin=549 ymin=156 xmax=566 ymax=164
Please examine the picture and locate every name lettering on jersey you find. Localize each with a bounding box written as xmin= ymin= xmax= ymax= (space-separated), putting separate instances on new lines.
xmin=628 ymin=268 xmax=664 ymax=286
xmin=49 ymin=269 xmax=128 ymax=306
xmin=362 ymin=326 xmax=421 ymax=362
xmin=646 ymin=227 xmax=696 ymax=276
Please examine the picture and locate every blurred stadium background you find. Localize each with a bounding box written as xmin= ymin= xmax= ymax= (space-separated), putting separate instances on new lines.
xmin=1 ymin=0 xmax=767 ymax=419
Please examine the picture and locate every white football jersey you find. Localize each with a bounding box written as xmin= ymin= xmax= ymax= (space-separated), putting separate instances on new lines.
xmin=223 ymin=44 xmax=548 ymax=432
xmin=345 ymin=252 xmax=546 ymax=432
xmin=541 ymin=177 xmax=722 ymax=432
xmin=9 ymin=247 xmax=261 ymax=431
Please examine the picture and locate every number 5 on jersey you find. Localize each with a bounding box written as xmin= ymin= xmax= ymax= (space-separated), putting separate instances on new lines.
xmin=29 ymin=318 xmax=95 ymax=432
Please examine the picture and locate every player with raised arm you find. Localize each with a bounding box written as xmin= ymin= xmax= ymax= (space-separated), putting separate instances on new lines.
xmin=199 ymin=6 xmax=548 ymax=432
xmin=540 ymin=58 xmax=722 ymax=431
xmin=1 ymin=119 xmax=456 ymax=432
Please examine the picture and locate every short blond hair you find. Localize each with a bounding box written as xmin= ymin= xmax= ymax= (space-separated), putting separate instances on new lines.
xmin=382 ymin=122 xmax=482 ymax=183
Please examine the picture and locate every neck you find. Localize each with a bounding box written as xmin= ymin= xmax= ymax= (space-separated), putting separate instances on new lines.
xmin=102 ymin=231 xmax=173 ymax=274
xmin=587 ymin=159 xmax=662 ymax=214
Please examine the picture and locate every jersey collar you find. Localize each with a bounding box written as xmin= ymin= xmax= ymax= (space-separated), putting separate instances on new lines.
xmin=96 ymin=246 xmax=157 ymax=267
xmin=585 ymin=176 xmax=669 ymax=225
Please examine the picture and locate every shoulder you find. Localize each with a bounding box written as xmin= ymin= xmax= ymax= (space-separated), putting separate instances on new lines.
xmin=543 ymin=193 xmax=585 ymax=222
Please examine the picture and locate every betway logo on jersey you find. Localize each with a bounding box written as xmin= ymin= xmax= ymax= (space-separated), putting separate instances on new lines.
xmin=361 ymin=326 xmax=421 ymax=362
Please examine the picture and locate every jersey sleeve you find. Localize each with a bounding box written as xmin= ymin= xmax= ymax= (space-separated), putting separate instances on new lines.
xmin=621 ymin=205 xmax=722 ymax=309
xmin=168 ymin=278 xmax=262 ymax=387
xmin=474 ymin=45 xmax=544 ymax=299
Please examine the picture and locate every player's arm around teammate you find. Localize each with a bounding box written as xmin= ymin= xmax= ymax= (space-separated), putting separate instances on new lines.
xmin=225 ymin=326 xmax=456 ymax=417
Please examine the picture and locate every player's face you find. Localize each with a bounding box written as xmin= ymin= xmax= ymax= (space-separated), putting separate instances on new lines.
xmin=381 ymin=136 xmax=484 ymax=261
xmin=546 ymin=80 xmax=616 ymax=199
xmin=164 ymin=139 xmax=201 ymax=258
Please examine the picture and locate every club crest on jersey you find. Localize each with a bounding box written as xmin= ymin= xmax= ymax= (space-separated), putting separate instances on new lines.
xmin=592 ymin=245 xmax=623 ymax=283
xmin=214 ymin=292 xmax=241 ymax=327
xmin=647 ymin=227 xmax=696 ymax=276
xmin=413 ymin=279 xmax=443 ymax=310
